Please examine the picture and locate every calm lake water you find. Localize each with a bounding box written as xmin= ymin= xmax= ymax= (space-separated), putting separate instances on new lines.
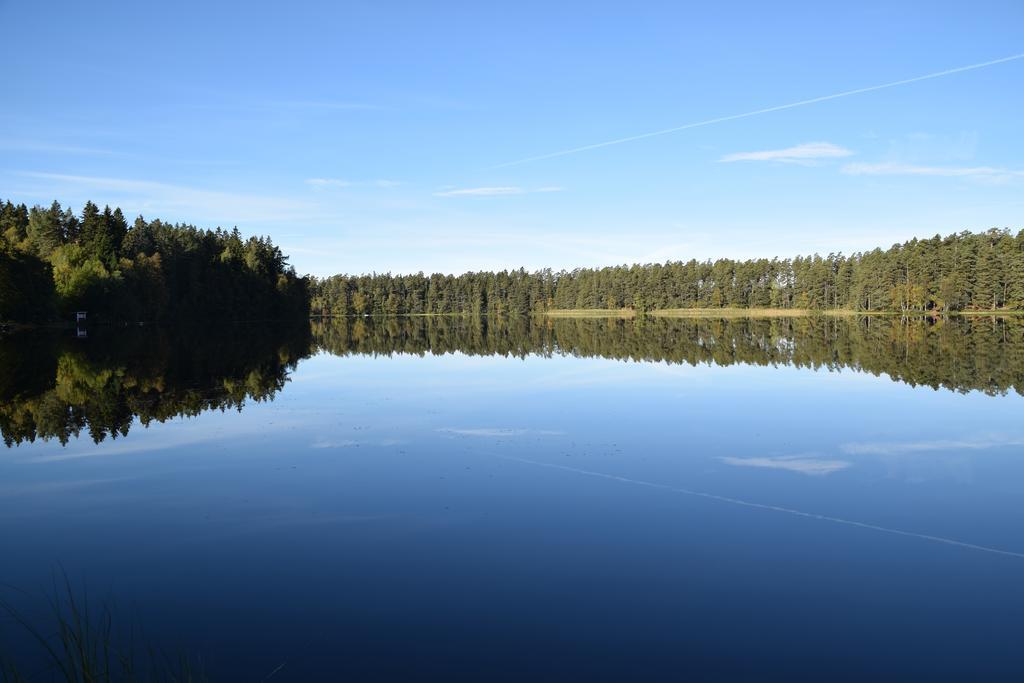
xmin=3 ymin=316 xmax=1024 ymax=680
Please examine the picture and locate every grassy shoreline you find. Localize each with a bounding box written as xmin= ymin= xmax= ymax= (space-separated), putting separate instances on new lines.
xmin=544 ymin=307 xmax=1024 ymax=318
xmin=651 ymin=308 xmax=829 ymax=318
xmin=545 ymin=307 xmax=873 ymax=318
xmin=543 ymin=308 xmax=636 ymax=318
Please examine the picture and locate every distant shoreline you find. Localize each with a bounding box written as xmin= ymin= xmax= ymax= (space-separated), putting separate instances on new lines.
xmin=543 ymin=307 xmax=1024 ymax=318
xmin=303 ymin=309 xmax=1024 ymax=321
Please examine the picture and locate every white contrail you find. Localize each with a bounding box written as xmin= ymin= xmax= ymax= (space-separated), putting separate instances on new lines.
xmin=493 ymin=453 xmax=1024 ymax=560
xmin=492 ymin=52 xmax=1024 ymax=168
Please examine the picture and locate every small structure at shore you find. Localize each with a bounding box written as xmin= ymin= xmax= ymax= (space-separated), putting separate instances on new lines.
xmin=76 ymin=311 xmax=87 ymax=323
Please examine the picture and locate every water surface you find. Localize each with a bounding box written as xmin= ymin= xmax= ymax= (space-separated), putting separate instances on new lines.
xmin=2 ymin=316 xmax=1024 ymax=680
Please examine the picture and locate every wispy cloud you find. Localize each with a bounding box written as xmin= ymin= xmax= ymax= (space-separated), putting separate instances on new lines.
xmin=310 ymin=439 xmax=360 ymax=449
xmin=305 ymin=178 xmax=402 ymax=189
xmin=493 ymin=52 xmax=1024 ymax=167
xmin=19 ymin=172 xmax=316 ymax=224
xmin=434 ymin=186 xmax=564 ymax=197
xmin=310 ymin=438 xmax=408 ymax=449
xmin=841 ymin=435 xmax=1024 ymax=456
xmin=265 ymin=100 xmax=381 ymax=111
xmin=0 ymin=139 xmax=117 ymax=156
xmin=0 ymin=477 xmax=135 ymax=497
xmin=437 ymin=427 xmax=564 ymax=437
xmin=500 ymin=454 xmax=1024 ymax=559
xmin=435 ymin=186 xmax=523 ymax=197
xmin=720 ymin=456 xmax=851 ymax=475
xmin=841 ymin=162 xmax=1024 ymax=180
xmin=720 ymin=141 xmax=853 ymax=163
xmin=21 ymin=414 xmax=311 ymax=462
xmin=306 ymin=178 xmax=352 ymax=188
xmin=439 ymin=427 xmax=527 ymax=436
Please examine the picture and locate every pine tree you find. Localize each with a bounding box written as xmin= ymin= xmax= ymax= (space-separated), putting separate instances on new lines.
xmin=26 ymin=201 xmax=65 ymax=258
xmin=78 ymin=201 xmax=104 ymax=257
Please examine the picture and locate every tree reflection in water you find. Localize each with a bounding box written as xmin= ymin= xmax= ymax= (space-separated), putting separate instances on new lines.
xmin=3 ymin=314 xmax=1022 ymax=447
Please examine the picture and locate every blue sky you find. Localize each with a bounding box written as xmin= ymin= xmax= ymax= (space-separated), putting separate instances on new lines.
xmin=1 ymin=0 xmax=1022 ymax=277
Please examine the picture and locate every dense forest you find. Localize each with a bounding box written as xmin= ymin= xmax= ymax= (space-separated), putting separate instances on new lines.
xmin=0 ymin=199 xmax=309 ymax=323
xmin=310 ymin=228 xmax=1024 ymax=316
xmin=4 ymin=198 xmax=1022 ymax=323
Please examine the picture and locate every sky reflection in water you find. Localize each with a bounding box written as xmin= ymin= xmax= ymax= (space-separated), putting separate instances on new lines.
xmin=2 ymin=317 xmax=1024 ymax=680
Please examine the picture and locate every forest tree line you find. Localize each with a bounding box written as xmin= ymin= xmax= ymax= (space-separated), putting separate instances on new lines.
xmin=0 ymin=199 xmax=309 ymax=323
xmin=4 ymin=197 xmax=1021 ymax=322
xmin=310 ymin=228 xmax=1024 ymax=316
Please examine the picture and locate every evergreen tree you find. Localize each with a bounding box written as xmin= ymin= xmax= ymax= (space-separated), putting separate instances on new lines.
xmin=26 ymin=201 xmax=65 ymax=258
